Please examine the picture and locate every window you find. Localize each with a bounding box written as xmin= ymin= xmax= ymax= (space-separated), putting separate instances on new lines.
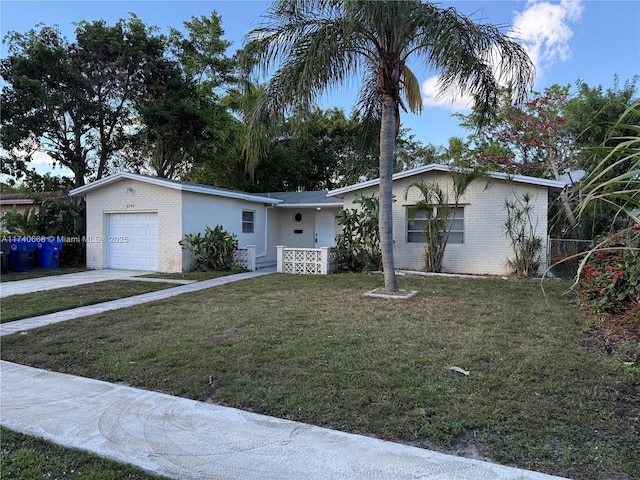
xmin=242 ymin=210 xmax=255 ymax=233
xmin=407 ymin=206 xmax=464 ymax=244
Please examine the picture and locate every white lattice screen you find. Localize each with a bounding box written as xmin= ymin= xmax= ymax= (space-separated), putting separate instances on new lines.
xmin=277 ymin=247 xmax=330 ymax=275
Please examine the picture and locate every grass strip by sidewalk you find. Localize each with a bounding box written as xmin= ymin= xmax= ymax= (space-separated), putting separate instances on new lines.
xmin=1 ymin=267 xmax=87 ymax=283
xmin=0 ymin=427 xmax=167 ymax=479
xmin=1 ymin=273 xmax=638 ymax=480
xmin=139 ymin=270 xmax=233 ymax=281
xmin=0 ymin=280 xmax=176 ymax=323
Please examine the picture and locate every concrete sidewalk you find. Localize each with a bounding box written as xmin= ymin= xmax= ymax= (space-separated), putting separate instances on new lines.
xmin=0 ymin=268 xmax=275 ymax=336
xmin=1 ymin=361 xmax=569 ymax=480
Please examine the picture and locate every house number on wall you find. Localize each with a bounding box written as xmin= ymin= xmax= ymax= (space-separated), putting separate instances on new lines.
xmin=125 ymin=204 xmax=134 ymax=209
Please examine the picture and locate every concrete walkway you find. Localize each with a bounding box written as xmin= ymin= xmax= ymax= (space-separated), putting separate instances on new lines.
xmin=0 ymin=269 xmax=275 ymax=337
xmin=0 ymin=269 xmax=571 ymax=480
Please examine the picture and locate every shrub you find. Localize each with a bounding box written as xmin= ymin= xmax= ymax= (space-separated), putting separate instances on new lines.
xmin=179 ymin=225 xmax=238 ymax=271
xmin=580 ymin=226 xmax=640 ymax=313
xmin=333 ymin=194 xmax=381 ymax=272
xmin=504 ymin=193 xmax=543 ymax=277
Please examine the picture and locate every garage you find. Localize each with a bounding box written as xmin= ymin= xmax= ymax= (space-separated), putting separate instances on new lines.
xmin=108 ymin=213 xmax=158 ymax=270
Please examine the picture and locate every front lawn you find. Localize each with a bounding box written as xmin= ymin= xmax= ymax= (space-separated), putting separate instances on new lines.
xmin=0 ymin=280 xmax=176 ymax=323
xmin=139 ymin=270 xmax=234 ymax=281
xmin=1 ymin=273 xmax=638 ymax=480
xmin=0 ymin=427 xmax=167 ymax=479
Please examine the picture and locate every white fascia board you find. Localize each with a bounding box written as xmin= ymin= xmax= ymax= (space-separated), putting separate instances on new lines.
xmin=69 ymin=172 xmax=282 ymax=205
xmin=327 ymin=164 xmax=567 ymax=196
xmin=0 ymin=198 xmax=34 ymax=205
xmin=181 ymin=183 xmax=282 ymax=205
xmin=327 ymin=164 xmax=449 ymax=196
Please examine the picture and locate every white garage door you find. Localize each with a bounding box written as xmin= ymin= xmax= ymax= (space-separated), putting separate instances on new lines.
xmin=108 ymin=213 xmax=158 ymax=270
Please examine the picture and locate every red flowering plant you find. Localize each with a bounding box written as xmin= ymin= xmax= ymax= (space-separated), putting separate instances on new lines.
xmin=580 ymin=226 xmax=640 ymax=313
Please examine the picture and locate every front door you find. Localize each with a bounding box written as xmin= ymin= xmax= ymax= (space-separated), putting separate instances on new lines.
xmin=314 ymin=212 xmax=335 ymax=248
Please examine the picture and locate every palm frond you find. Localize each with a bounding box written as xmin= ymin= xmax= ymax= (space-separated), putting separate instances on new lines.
xmin=401 ymin=65 xmax=423 ymax=114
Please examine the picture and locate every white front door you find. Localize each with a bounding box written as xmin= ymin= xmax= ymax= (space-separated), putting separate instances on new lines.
xmin=108 ymin=213 xmax=158 ymax=271
xmin=314 ymin=212 xmax=336 ymax=247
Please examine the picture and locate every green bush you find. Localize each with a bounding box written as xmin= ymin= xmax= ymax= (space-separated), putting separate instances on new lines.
xmin=504 ymin=193 xmax=543 ymax=277
xmin=580 ymin=226 xmax=640 ymax=313
xmin=179 ymin=225 xmax=238 ymax=271
xmin=333 ymin=194 xmax=381 ymax=272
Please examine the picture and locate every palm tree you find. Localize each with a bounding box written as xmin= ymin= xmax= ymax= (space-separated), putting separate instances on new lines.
xmin=243 ymin=0 xmax=534 ymax=291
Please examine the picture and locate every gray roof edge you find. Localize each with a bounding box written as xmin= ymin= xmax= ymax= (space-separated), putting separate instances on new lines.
xmin=274 ymin=202 xmax=343 ymax=208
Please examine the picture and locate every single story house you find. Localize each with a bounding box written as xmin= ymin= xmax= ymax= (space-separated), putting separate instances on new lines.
xmin=70 ymin=165 xmax=566 ymax=275
xmin=69 ymin=173 xmax=342 ymax=272
xmin=327 ymin=164 xmax=567 ymax=276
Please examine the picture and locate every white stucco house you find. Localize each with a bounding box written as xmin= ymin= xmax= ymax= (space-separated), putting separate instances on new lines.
xmin=327 ymin=164 xmax=567 ymax=276
xmin=70 ymin=165 xmax=566 ymax=275
xmin=69 ymin=173 xmax=342 ymax=272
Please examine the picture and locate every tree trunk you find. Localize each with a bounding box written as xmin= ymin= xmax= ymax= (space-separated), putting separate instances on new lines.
xmin=379 ymin=94 xmax=399 ymax=292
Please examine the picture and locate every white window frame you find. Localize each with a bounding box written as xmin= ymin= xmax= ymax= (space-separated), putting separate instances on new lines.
xmin=407 ymin=206 xmax=464 ymax=244
xmin=242 ymin=210 xmax=255 ymax=234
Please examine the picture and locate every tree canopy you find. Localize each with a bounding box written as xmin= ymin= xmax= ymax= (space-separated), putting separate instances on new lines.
xmin=0 ymin=12 xmax=240 ymax=188
xmin=1 ymin=16 xmax=168 ymax=187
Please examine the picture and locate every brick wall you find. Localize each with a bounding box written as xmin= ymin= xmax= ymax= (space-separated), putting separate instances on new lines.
xmin=84 ymin=179 xmax=182 ymax=272
xmin=340 ymin=172 xmax=550 ymax=275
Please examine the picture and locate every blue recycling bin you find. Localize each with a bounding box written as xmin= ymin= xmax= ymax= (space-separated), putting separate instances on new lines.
xmin=37 ymin=242 xmax=54 ymax=269
xmin=8 ymin=239 xmax=36 ymax=272
xmin=37 ymin=239 xmax=63 ymax=269
xmin=1 ymin=240 xmax=10 ymax=274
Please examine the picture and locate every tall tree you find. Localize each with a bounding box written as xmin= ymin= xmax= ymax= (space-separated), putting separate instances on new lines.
xmin=136 ymin=12 xmax=241 ymax=180
xmin=460 ymin=86 xmax=583 ymax=238
xmin=1 ymin=16 xmax=167 ymax=187
xmin=564 ymin=76 xmax=639 ymax=237
xmin=565 ymin=76 xmax=639 ymax=175
xmin=243 ymin=0 xmax=534 ymax=291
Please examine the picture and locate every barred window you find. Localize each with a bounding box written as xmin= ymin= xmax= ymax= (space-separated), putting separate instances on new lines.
xmin=407 ymin=206 xmax=464 ymax=244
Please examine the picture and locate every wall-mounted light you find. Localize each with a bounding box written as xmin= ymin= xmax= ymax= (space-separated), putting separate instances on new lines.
xmin=316 ymin=207 xmax=322 ymax=211
xmin=126 ymin=187 xmax=134 ymax=193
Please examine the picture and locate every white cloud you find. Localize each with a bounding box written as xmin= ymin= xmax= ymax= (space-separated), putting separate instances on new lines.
xmin=511 ymin=0 xmax=584 ymax=73
xmin=420 ymin=0 xmax=584 ymax=112
xmin=31 ymin=151 xmax=55 ymax=166
xmin=421 ymin=76 xmax=474 ymax=110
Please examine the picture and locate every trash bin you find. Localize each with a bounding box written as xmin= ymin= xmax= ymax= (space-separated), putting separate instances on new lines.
xmin=1 ymin=240 xmax=10 ymax=274
xmin=50 ymin=239 xmax=63 ymax=268
xmin=37 ymin=242 xmax=55 ymax=269
xmin=9 ymin=240 xmax=36 ymax=272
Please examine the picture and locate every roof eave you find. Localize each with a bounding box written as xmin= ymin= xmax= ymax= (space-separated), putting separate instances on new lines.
xmin=275 ymin=203 xmax=342 ymax=208
xmin=327 ymin=164 xmax=567 ymax=196
xmin=69 ymin=172 xmax=282 ymax=205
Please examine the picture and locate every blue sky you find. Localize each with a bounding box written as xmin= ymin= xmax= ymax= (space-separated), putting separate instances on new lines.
xmin=1 ymin=0 xmax=639 ymax=178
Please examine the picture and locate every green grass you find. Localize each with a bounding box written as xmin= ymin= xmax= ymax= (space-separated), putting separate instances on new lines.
xmin=0 ymin=280 xmax=176 ymax=323
xmin=1 ymin=267 xmax=87 ymax=282
xmin=0 ymin=427 xmax=167 ymax=479
xmin=1 ymin=273 xmax=638 ymax=480
xmin=139 ymin=270 xmax=235 ymax=281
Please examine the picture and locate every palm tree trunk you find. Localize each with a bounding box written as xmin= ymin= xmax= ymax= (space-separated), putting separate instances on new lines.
xmin=379 ymin=93 xmax=399 ymax=292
